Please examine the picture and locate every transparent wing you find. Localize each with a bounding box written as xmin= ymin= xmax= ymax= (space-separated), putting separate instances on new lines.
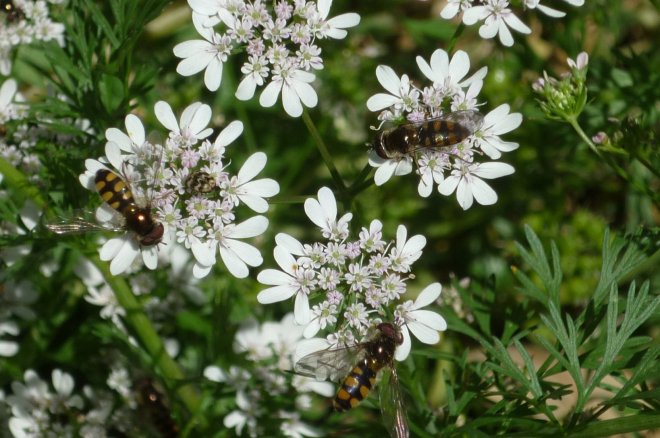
xmin=294 ymin=344 xmax=365 ymax=383
xmin=439 ymin=109 xmax=485 ymax=134
xmin=379 ymin=366 xmax=409 ymax=438
xmin=45 ymin=217 xmax=124 ymax=235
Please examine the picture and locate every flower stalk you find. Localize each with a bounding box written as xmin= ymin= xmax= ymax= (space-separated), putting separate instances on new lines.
xmin=90 ymin=254 xmax=203 ymax=423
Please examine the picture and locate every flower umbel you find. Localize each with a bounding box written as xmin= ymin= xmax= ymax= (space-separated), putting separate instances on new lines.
xmin=257 ymin=187 xmax=446 ymax=361
xmin=533 ymin=51 xmax=589 ymax=122
xmin=78 ymin=101 xmax=279 ymax=276
xmin=367 ymin=49 xmax=520 ymax=209
xmin=175 ymin=0 xmax=360 ymax=117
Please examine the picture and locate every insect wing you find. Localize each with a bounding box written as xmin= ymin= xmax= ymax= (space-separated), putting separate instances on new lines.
xmin=294 ymin=344 xmax=365 ymax=382
xmin=45 ymin=216 xmax=124 ymax=235
xmin=439 ymin=109 xmax=485 ymax=134
xmin=379 ymin=366 xmax=409 ymax=438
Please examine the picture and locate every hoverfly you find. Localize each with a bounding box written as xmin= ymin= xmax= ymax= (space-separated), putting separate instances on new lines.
xmin=372 ymin=110 xmax=484 ymax=160
xmin=1 ymin=0 xmax=24 ymax=22
xmin=46 ymin=168 xmax=164 ymax=246
xmin=135 ymin=378 xmax=179 ymax=438
xmin=294 ymin=323 xmax=408 ymax=438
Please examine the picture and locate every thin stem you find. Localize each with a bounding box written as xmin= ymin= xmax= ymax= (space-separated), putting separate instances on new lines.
xmin=91 ymin=255 xmax=204 ymax=423
xmin=348 ymin=162 xmax=374 ymax=197
xmin=446 ymin=23 xmax=465 ymax=54
xmin=301 ymin=109 xmax=345 ymax=191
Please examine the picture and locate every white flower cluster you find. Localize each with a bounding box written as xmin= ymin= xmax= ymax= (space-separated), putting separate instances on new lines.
xmin=0 ymin=0 xmax=65 ymax=75
xmin=441 ymin=0 xmax=584 ymax=47
xmin=175 ymin=0 xmax=360 ymax=117
xmin=0 ymin=79 xmax=42 ymax=182
xmin=80 ymin=101 xmax=279 ymax=277
xmin=204 ymin=313 xmax=332 ymax=438
xmin=257 ymin=187 xmax=447 ymax=361
xmin=2 ymin=369 xmax=115 ymax=438
xmin=367 ymin=49 xmax=521 ymax=210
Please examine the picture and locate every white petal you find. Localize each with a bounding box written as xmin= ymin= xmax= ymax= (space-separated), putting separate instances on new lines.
xmin=294 ymin=338 xmax=330 ymax=364
xmin=282 ymin=83 xmax=303 ymax=117
xmin=154 ymin=101 xmax=179 ymax=132
xmin=191 ymin=239 xmax=216 ymax=266
xmin=257 ymin=268 xmax=293 ymax=286
xmin=177 ymin=53 xmax=214 ymax=75
xmin=471 ymin=162 xmax=515 ymax=179
xmin=414 ymin=282 xmax=442 ymax=308
xmin=141 ymin=246 xmax=158 ymax=270
xmin=272 ymin=245 xmax=298 ymax=275
xmin=375 ymin=65 xmax=401 ymax=96
xmin=438 ymin=174 xmax=460 ymax=196
xmin=193 ymin=263 xmax=212 ymax=278
xmin=294 ymin=292 xmax=311 ymax=325
xmin=456 ymin=177 xmax=474 ymax=210
xmin=394 ymin=325 xmax=411 ymax=361
xmin=292 ymin=79 xmax=318 ymax=109
xmin=407 ymin=320 xmax=441 ymax=344
xmin=303 ymin=319 xmax=321 ymax=339
xmin=109 ymin=239 xmax=139 ymax=275
xmin=448 ymin=50 xmax=470 ymax=83
xmin=275 ymin=233 xmax=305 ymax=255
xmin=259 ymin=80 xmax=282 ymax=108
xmin=412 ymin=310 xmax=447 ymax=331
xmin=462 ymin=6 xmax=487 ymax=25
xmin=123 ymin=115 xmax=144 ymax=146
xmin=240 ymin=178 xmax=279 ymax=197
xmin=231 ymin=215 xmax=269 ymax=238
xmin=504 ymin=12 xmax=532 ymax=34
xmin=219 ymin=245 xmax=249 ymax=278
xmin=304 ymin=199 xmax=326 ymax=229
xmin=215 ymin=120 xmax=244 ymax=148
xmin=238 ymin=152 xmax=266 ymax=184
xmin=374 ymin=160 xmax=397 ymax=185
xmin=402 ymin=234 xmax=426 ymax=255
xmin=470 ymin=177 xmax=498 ymax=206
xmin=366 ymin=93 xmax=401 ymax=112
xmin=237 ymin=194 xmax=268 ymax=213
xmin=235 ymin=75 xmax=258 ymax=100
xmin=224 ymin=239 xmax=263 ymax=267
xmin=257 ymin=285 xmax=296 ymax=304
xmin=99 ymin=237 xmax=124 ymax=261
xmin=186 ymin=103 xmax=212 ymax=136
xmin=204 ymin=57 xmax=224 ymax=91
xmin=317 ymin=187 xmax=337 ymax=222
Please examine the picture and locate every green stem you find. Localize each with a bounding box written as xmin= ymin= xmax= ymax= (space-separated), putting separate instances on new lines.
xmin=91 ymin=255 xmax=203 ymax=422
xmin=446 ymin=23 xmax=465 ymax=54
xmin=567 ymin=117 xmax=602 ymax=159
xmin=347 ymin=162 xmax=374 ymax=197
xmin=301 ymin=109 xmax=345 ymax=191
xmin=569 ymin=413 xmax=660 ymax=437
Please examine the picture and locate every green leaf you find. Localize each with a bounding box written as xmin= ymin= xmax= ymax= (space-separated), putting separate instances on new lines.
xmin=98 ymin=73 xmax=126 ymax=114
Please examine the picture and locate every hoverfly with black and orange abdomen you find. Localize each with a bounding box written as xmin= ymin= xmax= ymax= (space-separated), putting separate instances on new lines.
xmin=372 ymin=110 xmax=484 ymax=161
xmin=46 ymin=160 xmax=164 ymax=248
xmin=294 ymin=322 xmax=409 ymax=438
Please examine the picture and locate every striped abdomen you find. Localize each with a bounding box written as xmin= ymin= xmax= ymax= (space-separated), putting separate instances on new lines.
xmin=95 ymin=169 xmax=137 ymax=215
xmin=419 ymin=119 xmax=472 ymax=148
xmin=94 ymin=169 xmax=163 ymax=246
xmin=333 ymin=358 xmax=380 ymax=412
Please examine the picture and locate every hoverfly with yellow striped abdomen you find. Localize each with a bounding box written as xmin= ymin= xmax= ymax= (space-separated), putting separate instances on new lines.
xmin=294 ymin=322 xmax=409 ymax=438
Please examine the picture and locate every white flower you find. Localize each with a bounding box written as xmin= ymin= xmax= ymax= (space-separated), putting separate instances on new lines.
xmin=303 ymin=187 xmax=352 ymax=241
xmin=366 ymin=65 xmax=420 ymax=117
xmin=440 ymin=0 xmax=472 ymax=19
xmin=567 ymin=51 xmax=589 ymax=70
xmin=258 ymin=65 xmax=318 ymax=117
xmin=416 ymin=49 xmax=487 ymax=93
xmin=368 ymin=150 xmax=414 ymax=186
xmin=313 ymin=0 xmax=361 ymax=39
xmin=222 ymin=152 xmax=280 ymax=213
xmin=173 ymin=13 xmax=233 ymax=91
xmin=192 ymin=215 xmax=268 ymax=278
xmin=390 ymin=225 xmax=426 ymax=273
xmin=155 ymin=100 xmax=213 ymax=143
xmin=394 ymin=283 xmax=447 ymax=361
xmin=223 ymin=390 xmax=260 ymax=437
xmin=105 ymin=114 xmax=148 ymax=158
xmin=438 ymin=161 xmax=515 ymax=210
xmin=524 ymin=0 xmax=566 ymax=18
xmin=257 ymin=246 xmax=315 ymax=325
xmin=463 ymin=0 xmax=532 ymax=47
xmin=474 ymin=103 xmax=522 ymax=159
xmin=0 ymin=320 xmax=19 ymax=357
